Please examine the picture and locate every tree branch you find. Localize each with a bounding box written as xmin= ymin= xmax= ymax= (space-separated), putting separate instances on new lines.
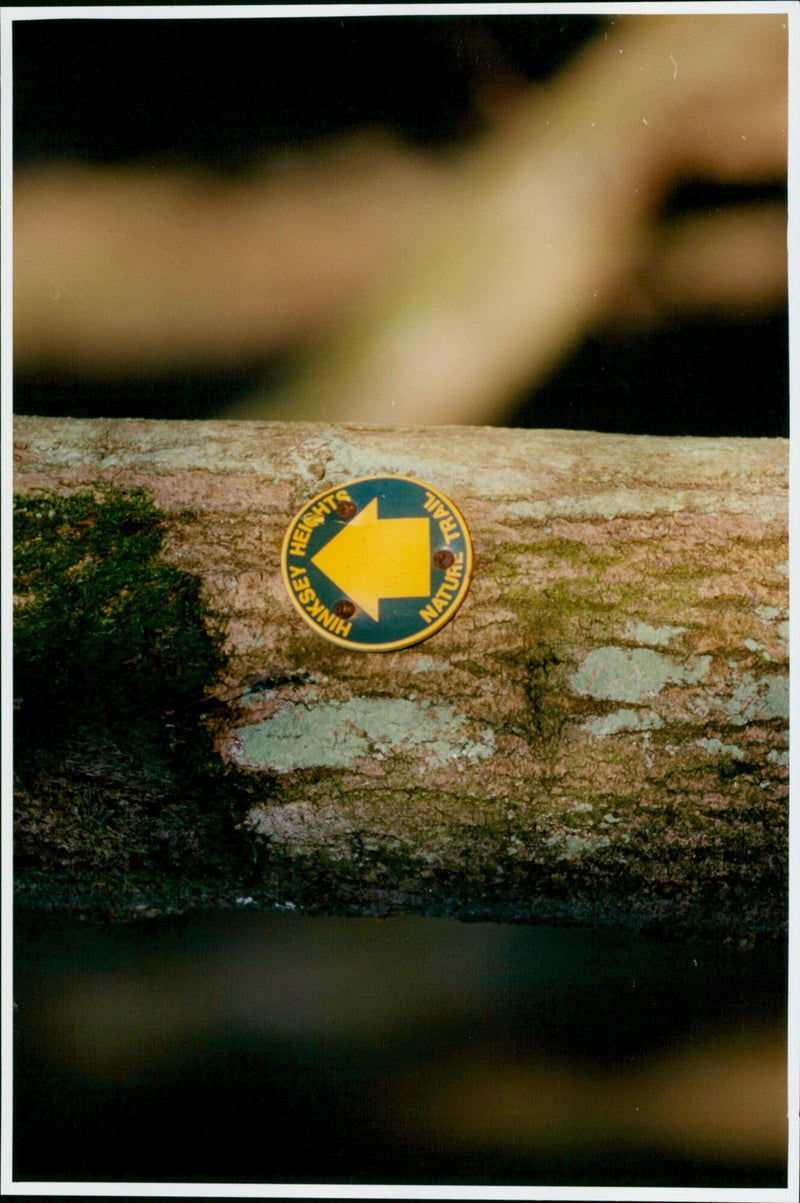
xmin=13 ymin=417 xmax=788 ymax=935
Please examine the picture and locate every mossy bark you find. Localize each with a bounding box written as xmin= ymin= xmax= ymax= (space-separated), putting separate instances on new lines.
xmin=13 ymin=417 xmax=789 ymax=935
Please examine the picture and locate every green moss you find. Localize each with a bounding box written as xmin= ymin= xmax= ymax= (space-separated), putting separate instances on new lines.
xmin=13 ymin=486 xmax=260 ymax=914
xmin=14 ymin=487 xmax=227 ymax=760
xmin=496 ymin=536 xmax=707 ymax=627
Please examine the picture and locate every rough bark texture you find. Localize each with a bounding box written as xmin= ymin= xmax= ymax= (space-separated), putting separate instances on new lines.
xmin=13 ymin=417 xmax=789 ymax=935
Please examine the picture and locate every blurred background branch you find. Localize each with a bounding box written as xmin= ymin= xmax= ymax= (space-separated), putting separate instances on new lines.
xmin=13 ymin=13 xmax=787 ymax=432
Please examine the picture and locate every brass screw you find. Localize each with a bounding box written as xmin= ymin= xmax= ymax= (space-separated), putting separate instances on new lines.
xmin=333 ymin=599 xmax=356 ymax=619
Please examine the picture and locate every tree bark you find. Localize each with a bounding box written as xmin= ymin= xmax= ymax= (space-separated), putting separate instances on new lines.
xmin=13 ymin=417 xmax=789 ymax=935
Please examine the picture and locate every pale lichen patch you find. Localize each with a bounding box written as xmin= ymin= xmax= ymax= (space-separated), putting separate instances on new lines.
xmin=234 ymin=697 xmax=495 ymax=772
xmin=725 ymin=673 xmax=789 ymax=725
xmin=570 ymin=647 xmax=711 ymax=704
xmin=545 ymin=832 xmax=612 ymax=860
xmin=412 ymin=655 xmax=451 ymax=675
xmin=696 ymin=738 xmax=745 ymax=759
xmin=583 ymin=709 xmax=664 ymax=737
xmin=624 ymin=621 xmax=686 ymax=647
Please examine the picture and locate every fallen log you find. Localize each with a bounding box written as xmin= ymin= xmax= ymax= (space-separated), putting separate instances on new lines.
xmin=12 ymin=417 xmax=789 ymax=935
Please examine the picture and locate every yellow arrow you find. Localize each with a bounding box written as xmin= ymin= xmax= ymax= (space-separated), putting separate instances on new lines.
xmin=311 ymin=497 xmax=430 ymax=622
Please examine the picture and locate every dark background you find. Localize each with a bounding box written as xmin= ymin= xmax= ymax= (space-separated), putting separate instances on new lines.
xmin=13 ymin=15 xmax=789 ymax=436
xmin=13 ymin=910 xmax=789 ymax=1187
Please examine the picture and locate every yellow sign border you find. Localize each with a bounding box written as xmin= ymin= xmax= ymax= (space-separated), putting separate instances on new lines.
xmin=280 ymin=475 xmax=473 ymax=652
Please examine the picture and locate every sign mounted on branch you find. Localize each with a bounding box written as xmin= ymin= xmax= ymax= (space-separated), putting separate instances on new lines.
xmin=281 ymin=476 xmax=473 ymax=650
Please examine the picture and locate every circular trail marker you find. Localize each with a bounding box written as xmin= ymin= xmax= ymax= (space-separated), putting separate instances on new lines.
xmin=281 ymin=475 xmax=473 ymax=651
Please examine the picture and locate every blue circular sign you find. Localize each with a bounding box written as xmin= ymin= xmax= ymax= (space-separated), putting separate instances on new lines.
xmin=281 ymin=475 xmax=473 ymax=651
